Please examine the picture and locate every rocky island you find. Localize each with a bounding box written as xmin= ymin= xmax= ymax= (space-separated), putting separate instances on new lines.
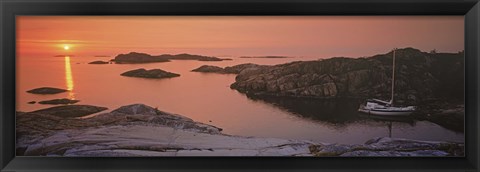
xmin=16 ymin=104 xmax=463 ymax=156
xmin=191 ymin=65 xmax=225 ymax=73
xmin=38 ymin=98 xmax=80 ymax=105
xmin=112 ymin=52 xmax=227 ymax=64
xmin=26 ymin=87 xmax=68 ymax=94
xmin=121 ymin=68 xmax=180 ymax=79
xmin=231 ymin=48 xmax=464 ymax=104
xmin=30 ymin=105 xmax=107 ymax=118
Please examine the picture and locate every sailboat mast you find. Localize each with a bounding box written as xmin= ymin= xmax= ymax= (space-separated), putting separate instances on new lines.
xmin=390 ymin=49 xmax=396 ymax=105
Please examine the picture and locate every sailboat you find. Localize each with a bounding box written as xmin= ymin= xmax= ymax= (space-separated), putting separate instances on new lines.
xmin=358 ymin=49 xmax=416 ymax=116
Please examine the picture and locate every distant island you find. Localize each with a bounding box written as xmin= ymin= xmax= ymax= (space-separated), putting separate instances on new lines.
xmin=112 ymin=52 xmax=229 ymax=64
xmin=239 ymin=56 xmax=292 ymax=59
xmin=54 ymin=55 xmax=75 ymax=57
xmin=192 ymin=63 xmax=266 ymax=74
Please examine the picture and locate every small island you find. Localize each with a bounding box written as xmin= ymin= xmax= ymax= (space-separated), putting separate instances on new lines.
xmin=26 ymin=87 xmax=68 ymax=94
xmin=191 ymin=65 xmax=225 ymax=73
xmin=38 ymin=98 xmax=80 ymax=105
xmin=88 ymin=60 xmax=109 ymax=64
xmin=30 ymin=104 xmax=107 ymax=118
xmin=121 ymin=68 xmax=180 ymax=79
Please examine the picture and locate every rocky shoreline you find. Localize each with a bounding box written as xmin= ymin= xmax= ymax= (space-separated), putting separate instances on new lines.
xmin=188 ymin=48 xmax=465 ymax=132
xmin=411 ymin=101 xmax=465 ymax=132
xmin=16 ymin=104 xmax=464 ymax=157
xmin=230 ymin=48 xmax=463 ymax=104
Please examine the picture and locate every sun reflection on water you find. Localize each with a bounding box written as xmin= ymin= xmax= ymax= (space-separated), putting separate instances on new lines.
xmin=64 ymin=56 xmax=75 ymax=99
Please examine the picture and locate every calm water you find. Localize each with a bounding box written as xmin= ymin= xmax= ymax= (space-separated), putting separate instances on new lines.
xmin=16 ymin=55 xmax=464 ymax=144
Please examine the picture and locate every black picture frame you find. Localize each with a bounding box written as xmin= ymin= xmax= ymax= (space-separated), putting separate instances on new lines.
xmin=1 ymin=0 xmax=479 ymax=171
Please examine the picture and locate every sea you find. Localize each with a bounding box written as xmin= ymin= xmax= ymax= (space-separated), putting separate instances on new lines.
xmin=16 ymin=55 xmax=464 ymax=144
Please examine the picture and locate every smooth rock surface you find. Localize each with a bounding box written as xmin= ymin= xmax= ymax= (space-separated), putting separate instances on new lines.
xmin=309 ymin=137 xmax=464 ymax=157
xmin=16 ymin=104 xmax=464 ymax=157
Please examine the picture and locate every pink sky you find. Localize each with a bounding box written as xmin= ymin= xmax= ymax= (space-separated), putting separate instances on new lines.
xmin=16 ymin=16 xmax=464 ymax=58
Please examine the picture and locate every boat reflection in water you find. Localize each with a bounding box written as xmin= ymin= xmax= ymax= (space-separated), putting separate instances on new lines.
xmin=358 ymin=113 xmax=415 ymax=138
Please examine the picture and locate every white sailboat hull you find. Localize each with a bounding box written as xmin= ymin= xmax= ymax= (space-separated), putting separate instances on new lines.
xmin=358 ymin=108 xmax=414 ymax=116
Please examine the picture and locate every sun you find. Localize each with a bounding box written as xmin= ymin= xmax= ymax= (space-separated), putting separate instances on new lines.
xmin=63 ymin=45 xmax=70 ymax=50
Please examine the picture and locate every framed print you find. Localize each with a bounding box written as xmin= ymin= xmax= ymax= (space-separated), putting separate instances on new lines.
xmin=1 ymin=0 xmax=479 ymax=171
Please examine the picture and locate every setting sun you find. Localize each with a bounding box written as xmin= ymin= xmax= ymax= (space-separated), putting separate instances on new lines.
xmin=63 ymin=45 xmax=70 ymax=50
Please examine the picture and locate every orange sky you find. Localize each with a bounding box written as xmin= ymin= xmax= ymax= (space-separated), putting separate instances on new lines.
xmin=16 ymin=16 xmax=464 ymax=58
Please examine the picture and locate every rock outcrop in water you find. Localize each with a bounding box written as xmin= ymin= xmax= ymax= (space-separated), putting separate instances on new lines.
xmin=412 ymin=102 xmax=465 ymax=132
xmin=30 ymin=105 xmax=107 ymax=118
xmin=38 ymin=98 xmax=80 ymax=105
xmin=113 ymin=52 xmax=226 ymax=64
xmin=121 ymin=68 xmax=180 ymax=79
xmin=191 ymin=65 xmax=225 ymax=73
xmin=231 ymin=48 xmax=464 ymax=105
xmin=88 ymin=60 xmax=109 ymax=64
xmin=16 ymin=104 xmax=463 ymax=156
xmin=26 ymin=87 xmax=68 ymax=94
xmin=192 ymin=63 xmax=267 ymax=74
